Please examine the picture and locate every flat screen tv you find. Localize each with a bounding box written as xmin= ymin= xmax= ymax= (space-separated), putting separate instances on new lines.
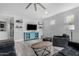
xmin=27 ymin=24 xmax=37 ymax=30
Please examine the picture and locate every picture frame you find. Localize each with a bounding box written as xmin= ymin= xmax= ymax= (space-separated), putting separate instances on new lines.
xmin=0 ymin=21 xmax=6 ymax=31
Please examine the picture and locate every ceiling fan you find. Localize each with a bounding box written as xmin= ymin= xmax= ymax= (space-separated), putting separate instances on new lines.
xmin=25 ymin=3 xmax=46 ymax=11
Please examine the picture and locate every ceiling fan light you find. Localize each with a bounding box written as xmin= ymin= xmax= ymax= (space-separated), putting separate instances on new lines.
xmin=25 ymin=3 xmax=46 ymax=11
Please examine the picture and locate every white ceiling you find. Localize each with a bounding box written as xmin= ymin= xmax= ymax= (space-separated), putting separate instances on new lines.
xmin=0 ymin=3 xmax=79 ymax=20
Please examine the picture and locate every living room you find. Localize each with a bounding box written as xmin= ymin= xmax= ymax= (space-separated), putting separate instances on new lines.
xmin=0 ymin=3 xmax=79 ymax=56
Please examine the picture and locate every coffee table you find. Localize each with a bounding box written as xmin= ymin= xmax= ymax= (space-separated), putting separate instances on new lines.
xmin=31 ymin=41 xmax=52 ymax=56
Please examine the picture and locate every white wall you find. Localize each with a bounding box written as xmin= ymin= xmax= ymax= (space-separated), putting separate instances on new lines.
xmin=0 ymin=17 xmax=10 ymax=40
xmin=0 ymin=32 xmax=8 ymax=40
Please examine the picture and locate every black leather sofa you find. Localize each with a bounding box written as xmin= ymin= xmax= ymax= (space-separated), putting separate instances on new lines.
xmin=43 ymin=37 xmax=52 ymax=42
xmin=0 ymin=40 xmax=16 ymax=56
xmin=53 ymin=34 xmax=79 ymax=56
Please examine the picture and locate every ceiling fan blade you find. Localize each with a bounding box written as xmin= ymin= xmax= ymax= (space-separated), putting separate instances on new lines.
xmin=38 ymin=3 xmax=46 ymax=9
xmin=34 ymin=4 xmax=37 ymax=11
xmin=25 ymin=3 xmax=32 ymax=9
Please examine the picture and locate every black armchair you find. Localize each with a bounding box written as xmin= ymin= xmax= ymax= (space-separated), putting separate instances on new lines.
xmin=53 ymin=34 xmax=70 ymax=47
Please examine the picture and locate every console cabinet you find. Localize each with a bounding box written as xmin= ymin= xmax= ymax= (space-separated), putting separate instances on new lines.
xmin=24 ymin=32 xmax=39 ymax=41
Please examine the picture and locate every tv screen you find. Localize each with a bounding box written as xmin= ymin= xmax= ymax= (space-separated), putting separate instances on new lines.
xmin=27 ymin=24 xmax=37 ymax=30
xmin=0 ymin=24 xmax=4 ymax=28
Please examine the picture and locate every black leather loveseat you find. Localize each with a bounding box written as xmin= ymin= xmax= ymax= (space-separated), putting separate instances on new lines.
xmin=0 ymin=40 xmax=16 ymax=56
xmin=53 ymin=34 xmax=79 ymax=56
